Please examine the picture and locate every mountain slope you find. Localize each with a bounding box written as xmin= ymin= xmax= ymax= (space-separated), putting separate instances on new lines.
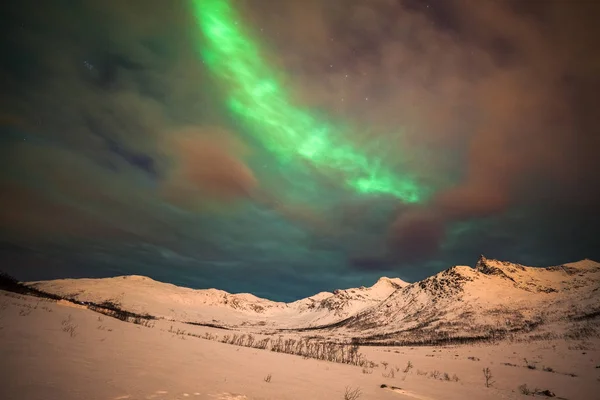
xmin=329 ymin=256 xmax=600 ymax=343
xmin=26 ymin=257 xmax=600 ymax=342
xmin=27 ymin=274 xmax=408 ymax=328
xmin=27 ymin=275 xmax=287 ymax=325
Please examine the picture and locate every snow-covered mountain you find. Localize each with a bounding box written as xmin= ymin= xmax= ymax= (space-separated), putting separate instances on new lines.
xmin=289 ymin=277 xmax=406 ymax=316
xmin=325 ymin=256 xmax=600 ymax=343
xmin=27 ymin=274 xmax=408 ymax=329
xmin=26 ymin=257 xmax=600 ymax=342
xmin=27 ymin=275 xmax=286 ymax=325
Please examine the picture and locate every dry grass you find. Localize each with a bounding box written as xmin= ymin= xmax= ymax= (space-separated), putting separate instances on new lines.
xmin=61 ymin=315 xmax=77 ymax=338
xmin=382 ymin=369 xmax=395 ymax=378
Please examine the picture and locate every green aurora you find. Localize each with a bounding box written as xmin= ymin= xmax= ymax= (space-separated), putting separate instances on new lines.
xmin=190 ymin=0 xmax=427 ymax=203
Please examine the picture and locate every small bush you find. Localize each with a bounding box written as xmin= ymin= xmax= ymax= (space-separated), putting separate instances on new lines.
xmin=61 ymin=315 xmax=77 ymax=338
xmin=18 ymin=308 xmax=32 ymax=316
xmin=483 ymin=367 xmax=494 ymax=388
xmin=382 ymin=369 xmax=395 ymax=378
xmin=344 ymin=386 xmax=362 ymax=400
xmin=264 ymin=374 xmax=272 ymax=383
xmin=403 ymin=360 xmax=414 ymax=373
xmin=519 ymin=384 xmax=531 ymax=395
xmin=543 ymin=366 xmax=554 ymax=372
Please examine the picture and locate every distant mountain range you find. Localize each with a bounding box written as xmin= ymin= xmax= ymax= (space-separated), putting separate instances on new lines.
xmin=28 ymin=256 xmax=600 ymax=344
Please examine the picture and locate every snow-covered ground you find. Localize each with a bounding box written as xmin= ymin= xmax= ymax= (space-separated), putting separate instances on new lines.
xmin=1 ymin=257 xmax=599 ymax=399
xmin=1 ymin=290 xmax=598 ymax=400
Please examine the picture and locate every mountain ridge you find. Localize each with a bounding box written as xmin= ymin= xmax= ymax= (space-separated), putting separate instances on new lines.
xmin=24 ymin=256 xmax=600 ymax=342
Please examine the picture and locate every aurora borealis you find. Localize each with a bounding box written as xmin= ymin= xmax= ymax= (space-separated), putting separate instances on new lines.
xmin=191 ymin=0 xmax=424 ymax=203
xmin=0 ymin=0 xmax=599 ymax=300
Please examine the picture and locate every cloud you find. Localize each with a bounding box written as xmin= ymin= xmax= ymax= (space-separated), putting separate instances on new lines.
xmin=235 ymin=0 xmax=600 ymax=263
xmin=160 ymin=127 xmax=258 ymax=209
xmin=0 ymin=0 xmax=259 ymax=242
xmin=388 ymin=207 xmax=445 ymax=262
xmin=0 ymin=141 xmax=175 ymax=243
xmin=1 ymin=0 xmax=598 ymax=298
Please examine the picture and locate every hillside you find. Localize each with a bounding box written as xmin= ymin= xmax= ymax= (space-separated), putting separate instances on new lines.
xmin=27 ymin=274 xmax=408 ymax=329
xmin=320 ymin=257 xmax=600 ymax=344
xmin=26 ymin=257 xmax=600 ymax=342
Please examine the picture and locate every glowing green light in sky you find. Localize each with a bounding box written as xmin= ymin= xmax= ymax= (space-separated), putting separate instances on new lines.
xmin=190 ymin=0 xmax=425 ymax=202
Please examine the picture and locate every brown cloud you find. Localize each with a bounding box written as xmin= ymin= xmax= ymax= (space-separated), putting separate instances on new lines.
xmin=388 ymin=207 xmax=445 ymax=262
xmin=159 ymin=127 xmax=258 ymax=209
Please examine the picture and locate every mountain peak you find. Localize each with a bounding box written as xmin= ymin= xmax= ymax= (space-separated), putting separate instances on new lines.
xmin=475 ymin=255 xmax=503 ymax=271
xmin=473 ymin=256 xmax=520 ymax=283
xmin=475 ymin=254 xmax=488 ymax=269
xmin=373 ymin=276 xmax=408 ymax=290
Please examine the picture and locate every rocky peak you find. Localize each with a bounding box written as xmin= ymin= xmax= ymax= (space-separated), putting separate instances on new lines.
xmin=373 ymin=277 xmax=408 ymax=290
xmin=474 ymin=254 xmax=489 ymax=271
xmin=475 ymin=255 xmax=515 ymax=281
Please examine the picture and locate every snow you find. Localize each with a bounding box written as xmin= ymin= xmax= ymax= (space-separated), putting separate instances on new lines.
xmin=1 ymin=290 xmax=598 ymax=400
xmin=27 ymin=271 xmax=406 ymax=329
xmin=2 ymin=256 xmax=599 ymax=399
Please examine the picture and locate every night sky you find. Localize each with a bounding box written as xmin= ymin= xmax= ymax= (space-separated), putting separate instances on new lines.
xmin=1 ymin=0 xmax=599 ymax=301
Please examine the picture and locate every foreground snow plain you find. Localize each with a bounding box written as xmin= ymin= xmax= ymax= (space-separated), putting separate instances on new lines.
xmin=1 ymin=289 xmax=598 ymax=400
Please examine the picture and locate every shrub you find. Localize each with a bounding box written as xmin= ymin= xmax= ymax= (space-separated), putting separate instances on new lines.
xmin=61 ymin=315 xmax=77 ymax=338
xmin=519 ymin=384 xmax=531 ymax=395
xmin=483 ymin=367 xmax=494 ymax=388
xmin=344 ymin=386 xmax=362 ymax=400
